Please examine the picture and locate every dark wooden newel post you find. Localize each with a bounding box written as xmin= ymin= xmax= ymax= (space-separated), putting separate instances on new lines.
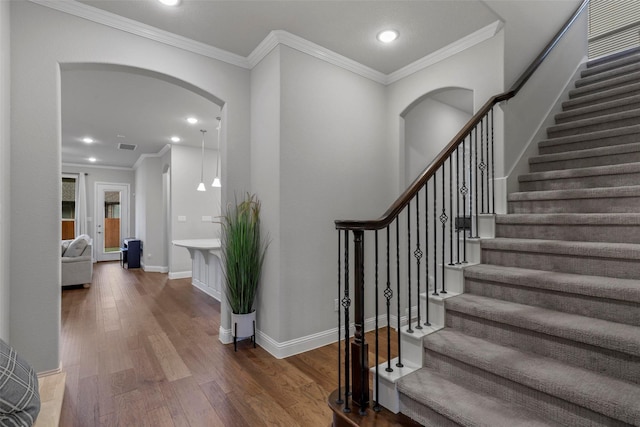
xmin=352 ymin=230 xmax=369 ymax=409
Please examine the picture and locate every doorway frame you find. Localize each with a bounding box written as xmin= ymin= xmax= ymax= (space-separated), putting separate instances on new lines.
xmin=94 ymin=182 xmax=130 ymax=262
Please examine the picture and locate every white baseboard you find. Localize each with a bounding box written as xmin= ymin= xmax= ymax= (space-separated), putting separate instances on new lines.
xmin=168 ymin=270 xmax=191 ymax=280
xmin=142 ymin=265 xmax=169 ymax=273
xmin=37 ymin=364 xmax=62 ymax=377
xmin=219 ymin=326 xmax=233 ymax=345
xmin=223 ymin=315 xmax=390 ymax=359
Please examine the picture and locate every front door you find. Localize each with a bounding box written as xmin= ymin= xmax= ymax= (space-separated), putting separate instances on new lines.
xmin=95 ymin=182 xmax=129 ymax=262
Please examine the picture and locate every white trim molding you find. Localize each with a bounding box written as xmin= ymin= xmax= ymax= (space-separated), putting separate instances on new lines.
xmin=30 ymin=0 xmax=504 ymax=86
xmin=248 ymin=30 xmax=388 ymax=85
xmin=387 ymin=20 xmax=504 ymax=84
xmin=168 ymin=270 xmax=191 ymax=280
xmin=142 ymin=264 xmax=169 ymax=273
xmin=29 ymin=0 xmax=251 ymax=68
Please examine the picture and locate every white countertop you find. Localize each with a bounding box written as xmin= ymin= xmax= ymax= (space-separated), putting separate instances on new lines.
xmin=172 ymin=238 xmax=221 ymax=250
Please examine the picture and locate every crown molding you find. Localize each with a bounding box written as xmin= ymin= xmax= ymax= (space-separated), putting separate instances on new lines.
xmin=248 ymin=30 xmax=388 ymax=85
xmin=29 ymin=0 xmax=251 ymax=69
xmin=30 ymin=0 xmax=502 ymax=86
xmin=132 ymin=144 xmax=171 ymax=170
xmin=62 ymin=162 xmax=133 ymax=171
xmin=387 ymin=20 xmax=504 ymax=84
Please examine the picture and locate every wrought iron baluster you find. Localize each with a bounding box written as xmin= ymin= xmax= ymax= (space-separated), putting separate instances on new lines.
xmin=415 ymin=193 xmax=423 ymax=330
xmin=432 ymin=176 xmax=439 ymax=296
xmin=485 ymin=113 xmax=490 ymax=214
xmin=385 ymin=226 xmax=393 ymax=373
xmin=336 ymin=231 xmax=343 ymax=404
xmin=473 ymin=126 xmax=479 ymax=238
xmin=424 ymin=184 xmax=431 ymax=326
xmin=449 ymin=156 xmax=454 ymax=266
xmin=342 ymin=230 xmax=351 ymax=413
xmin=456 ymin=147 xmax=460 ymax=265
xmin=491 ymin=107 xmax=496 ymax=214
xmin=461 ymin=136 xmax=468 ymax=264
xmin=407 ymin=202 xmax=413 ymax=333
xmin=480 ymin=118 xmax=486 ymax=214
xmin=440 ymin=166 xmax=448 ymax=294
xmin=374 ymin=230 xmax=380 ymax=412
xmin=395 ymin=220 xmax=403 ymax=368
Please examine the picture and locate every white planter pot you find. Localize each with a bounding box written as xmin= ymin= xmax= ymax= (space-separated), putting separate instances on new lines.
xmin=231 ymin=311 xmax=256 ymax=339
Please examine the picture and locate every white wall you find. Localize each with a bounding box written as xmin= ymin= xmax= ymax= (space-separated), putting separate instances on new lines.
xmin=0 ymin=0 xmax=10 ymax=342
xmin=10 ymin=1 xmax=250 ymax=372
xmin=169 ymin=145 xmax=221 ymax=275
xmin=486 ymin=0 xmax=583 ymax=89
xmin=135 ymin=156 xmax=168 ymax=271
xmin=388 ymin=32 xmax=505 ymax=198
xmin=251 ymin=47 xmax=282 ymax=340
xmin=404 ymin=97 xmax=472 ymax=186
xmin=276 ymin=45 xmax=389 ymax=344
xmin=503 ymin=8 xmax=588 ymax=192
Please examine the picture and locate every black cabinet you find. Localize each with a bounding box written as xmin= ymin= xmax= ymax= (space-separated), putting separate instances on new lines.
xmin=121 ymin=238 xmax=141 ymax=269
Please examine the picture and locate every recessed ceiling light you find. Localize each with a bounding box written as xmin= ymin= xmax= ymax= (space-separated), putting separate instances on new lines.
xmin=88 ymin=157 xmax=97 ymax=163
xmin=171 ymin=136 xmax=181 ymax=143
xmin=82 ymin=137 xmax=94 ymax=143
xmin=158 ymin=0 xmax=181 ymax=6
xmin=377 ymin=29 xmax=399 ymax=43
xmin=187 ymin=117 xmax=198 ymax=124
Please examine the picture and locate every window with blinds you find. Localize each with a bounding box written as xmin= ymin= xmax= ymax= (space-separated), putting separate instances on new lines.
xmin=589 ymin=0 xmax=640 ymax=58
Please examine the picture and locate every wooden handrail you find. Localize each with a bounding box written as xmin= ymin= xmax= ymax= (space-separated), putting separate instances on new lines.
xmin=336 ymin=0 xmax=589 ymax=231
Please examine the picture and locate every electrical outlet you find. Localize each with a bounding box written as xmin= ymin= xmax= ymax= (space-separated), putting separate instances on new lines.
xmin=334 ymin=299 xmax=339 ymax=311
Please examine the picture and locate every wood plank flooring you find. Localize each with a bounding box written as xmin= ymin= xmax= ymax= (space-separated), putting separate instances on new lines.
xmin=60 ymin=262 xmax=398 ymax=427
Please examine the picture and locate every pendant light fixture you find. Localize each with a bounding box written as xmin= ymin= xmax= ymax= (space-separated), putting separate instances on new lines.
xmin=212 ymin=117 xmax=222 ymax=187
xmin=197 ymin=129 xmax=207 ymax=192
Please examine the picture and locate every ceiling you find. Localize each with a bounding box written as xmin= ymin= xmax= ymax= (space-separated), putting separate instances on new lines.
xmin=62 ymin=65 xmax=221 ymax=168
xmin=59 ymin=0 xmax=575 ymax=169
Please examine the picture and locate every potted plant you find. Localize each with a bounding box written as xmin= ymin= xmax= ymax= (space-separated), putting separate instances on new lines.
xmin=220 ymin=193 xmax=269 ymax=350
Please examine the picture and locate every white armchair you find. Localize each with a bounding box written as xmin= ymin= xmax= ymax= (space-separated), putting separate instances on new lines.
xmin=61 ymin=234 xmax=93 ymax=287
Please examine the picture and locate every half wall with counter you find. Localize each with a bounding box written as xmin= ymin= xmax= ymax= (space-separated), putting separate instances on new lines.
xmin=172 ymin=239 xmax=222 ymax=301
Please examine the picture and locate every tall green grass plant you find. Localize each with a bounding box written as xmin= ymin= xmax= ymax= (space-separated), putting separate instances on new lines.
xmin=220 ymin=193 xmax=269 ymax=314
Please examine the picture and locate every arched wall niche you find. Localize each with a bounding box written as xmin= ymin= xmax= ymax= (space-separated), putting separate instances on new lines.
xmin=400 ymin=86 xmax=474 ymax=186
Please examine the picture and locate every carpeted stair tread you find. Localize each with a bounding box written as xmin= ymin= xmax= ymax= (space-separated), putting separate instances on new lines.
xmin=495 ymin=213 xmax=640 ymax=244
xmin=464 ymin=264 xmax=640 ymax=304
xmin=584 ymin=47 xmax=640 ymax=74
xmin=397 ymin=368 xmax=562 ymax=427
xmin=495 ymin=212 xmax=640 ymax=226
xmin=481 ymin=237 xmax=640 ymax=260
xmin=576 ymin=61 xmax=640 ymax=88
xmin=446 ymin=293 xmax=640 ymax=357
xmin=555 ymin=93 xmax=640 ymax=124
xmin=569 ymin=69 xmax=640 ymax=99
xmin=547 ymin=108 xmax=640 ymax=138
xmin=519 ymin=161 xmax=640 ymax=183
xmin=422 ymin=329 xmax=640 ymax=425
xmin=563 ymin=81 xmax=640 ymax=111
xmin=537 ymin=124 xmax=640 ymax=154
xmin=508 ymin=184 xmax=640 ymax=201
xmin=530 ymin=141 xmax=640 ymax=167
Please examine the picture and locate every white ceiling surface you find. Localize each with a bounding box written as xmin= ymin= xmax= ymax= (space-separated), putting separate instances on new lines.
xmin=60 ymin=0 xmax=582 ymax=169
xmin=76 ymin=0 xmax=500 ymax=75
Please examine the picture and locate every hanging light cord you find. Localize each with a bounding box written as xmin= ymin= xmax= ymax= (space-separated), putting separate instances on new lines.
xmin=200 ymin=129 xmax=207 ymax=185
xmin=216 ymin=118 xmax=221 ymax=179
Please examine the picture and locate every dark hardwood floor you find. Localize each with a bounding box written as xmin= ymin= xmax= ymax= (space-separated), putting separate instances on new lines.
xmin=60 ymin=262 xmax=397 ymax=426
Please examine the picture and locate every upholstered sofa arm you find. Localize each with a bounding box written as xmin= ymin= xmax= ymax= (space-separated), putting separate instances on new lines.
xmin=0 ymin=338 xmax=40 ymax=426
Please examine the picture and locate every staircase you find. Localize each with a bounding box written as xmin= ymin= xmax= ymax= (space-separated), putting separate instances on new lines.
xmin=396 ymin=48 xmax=640 ymax=426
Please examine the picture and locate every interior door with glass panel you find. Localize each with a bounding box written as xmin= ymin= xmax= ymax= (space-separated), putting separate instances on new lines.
xmin=95 ymin=183 xmax=129 ymax=262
